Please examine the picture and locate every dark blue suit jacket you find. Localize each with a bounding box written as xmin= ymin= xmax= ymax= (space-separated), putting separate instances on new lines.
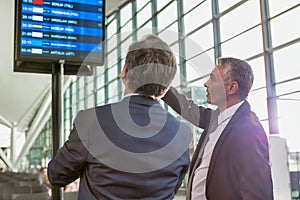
xmin=48 ymin=95 xmax=191 ymax=200
xmin=163 ymin=87 xmax=274 ymax=200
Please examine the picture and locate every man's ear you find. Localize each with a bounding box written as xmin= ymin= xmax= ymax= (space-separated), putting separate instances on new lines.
xmin=121 ymin=65 xmax=128 ymax=80
xmin=227 ymin=81 xmax=239 ymax=95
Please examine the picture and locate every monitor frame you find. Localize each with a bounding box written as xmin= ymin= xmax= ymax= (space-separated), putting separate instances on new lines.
xmin=14 ymin=0 xmax=105 ymax=74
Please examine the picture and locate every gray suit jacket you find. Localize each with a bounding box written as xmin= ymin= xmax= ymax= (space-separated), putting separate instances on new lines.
xmin=163 ymin=87 xmax=274 ymax=200
xmin=48 ymin=95 xmax=191 ymax=200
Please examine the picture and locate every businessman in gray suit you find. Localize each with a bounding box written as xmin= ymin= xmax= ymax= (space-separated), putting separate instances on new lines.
xmin=163 ymin=57 xmax=273 ymax=199
xmin=48 ymin=34 xmax=191 ymax=200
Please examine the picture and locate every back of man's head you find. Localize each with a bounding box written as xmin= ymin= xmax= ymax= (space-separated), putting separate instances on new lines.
xmin=125 ymin=34 xmax=177 ymax=97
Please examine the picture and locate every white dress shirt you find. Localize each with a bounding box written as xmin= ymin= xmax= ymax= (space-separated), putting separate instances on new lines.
xmin=123 ymin=93 xmax=140 ymax=99
xmin=191 ymin=101 xmax=244 ymax=200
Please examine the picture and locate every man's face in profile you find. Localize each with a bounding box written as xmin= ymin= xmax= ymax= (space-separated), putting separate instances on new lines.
xmin=204 ymin=65 xmax=227 ymax=107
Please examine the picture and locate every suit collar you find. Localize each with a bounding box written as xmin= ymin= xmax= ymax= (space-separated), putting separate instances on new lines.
xmin=121 ymin=95 xmax=161 ymax=106
xmin=218 ymin=100 xmax=244 ymax=125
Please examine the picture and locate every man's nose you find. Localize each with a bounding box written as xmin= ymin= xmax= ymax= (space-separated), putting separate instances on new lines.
xmin=204 ymin=81 xmax=208 ymax=87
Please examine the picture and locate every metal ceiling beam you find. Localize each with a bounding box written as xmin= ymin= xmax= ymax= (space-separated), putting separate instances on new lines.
xmin=0 ymin=148 xmax=13 ymax=170
xmin=0 ymin=114 xmax=12 ymax=128
xmin=13 ymin=89 xmax=51 ymax=168
xmin=13 ymin=76 xmax=73 ymax=168
xmin=17 ymin=86 xmax=51 ymax=131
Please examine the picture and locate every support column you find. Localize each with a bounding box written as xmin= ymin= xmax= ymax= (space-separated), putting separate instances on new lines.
xmin=260 ymin=0 xmax=279 ymax=134
xmin=212 ymin=0 xmax=221 ymax=60
xmin=10 ymin=123 xmax=17 ymax=164
xmin=177 ymin=0 xmax=187 ymax=87
xmin=51 ymin=62 xmax=64 ymax=200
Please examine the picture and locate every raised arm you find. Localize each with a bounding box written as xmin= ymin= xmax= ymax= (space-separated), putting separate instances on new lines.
xmin=162 ymin=87 xmax=212 ymax=129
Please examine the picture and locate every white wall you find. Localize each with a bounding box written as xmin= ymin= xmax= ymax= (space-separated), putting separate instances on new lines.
xmin=269 ymin=135 xmax=292 ymax=200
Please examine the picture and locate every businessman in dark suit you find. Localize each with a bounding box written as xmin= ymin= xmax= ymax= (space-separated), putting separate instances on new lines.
xmin=163 ymin=57 xmax=273 ymax=199
xmin=48 ymin=34 xmax=191 ymax=200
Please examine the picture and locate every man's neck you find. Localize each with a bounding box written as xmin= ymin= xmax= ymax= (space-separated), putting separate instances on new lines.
xmin=219 ymin=98 xmax=243 ymax=112
xmin=123 ymin=86 xmax=160 ymax=100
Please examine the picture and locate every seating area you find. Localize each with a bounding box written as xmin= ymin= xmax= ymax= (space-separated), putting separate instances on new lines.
xmin=0 ymin=172 xmax=47 ymax=200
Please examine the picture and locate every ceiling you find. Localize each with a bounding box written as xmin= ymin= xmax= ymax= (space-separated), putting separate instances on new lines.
xmin=0 ymin=0 xmax=124 ymax=131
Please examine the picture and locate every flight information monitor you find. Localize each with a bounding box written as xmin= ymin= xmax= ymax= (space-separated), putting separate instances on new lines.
xmin=14 ymin=0 xmax=105 ymax=74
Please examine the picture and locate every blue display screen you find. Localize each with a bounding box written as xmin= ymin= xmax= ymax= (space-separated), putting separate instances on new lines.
xmin=17 ymin=0 xmax=105 ymax=65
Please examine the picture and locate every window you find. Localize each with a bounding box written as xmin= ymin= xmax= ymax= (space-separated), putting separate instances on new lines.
xmin=220 ymin=1 xmax=260 ymax=42
xmin=273 ymin=43 xmax=300 ymax=83
xmin=221 ymin=26 xmax=263 ymax=59
xmin=157 ymin=1 xmax=177 ymax=28
xmin=184 ymin=1 xmax=212 ymax=34
xmin=270 ymin=6 xmax=300 ymax=47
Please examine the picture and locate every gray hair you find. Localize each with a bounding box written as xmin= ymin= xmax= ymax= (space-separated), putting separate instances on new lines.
xmin=125 ymin=34 xmax=177 ymax=97
xmin=217 ymin=57 xmax=254 ymax=100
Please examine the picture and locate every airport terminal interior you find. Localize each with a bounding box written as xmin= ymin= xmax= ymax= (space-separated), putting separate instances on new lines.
xmin=0 ymin=0 xmax=300 ymax=199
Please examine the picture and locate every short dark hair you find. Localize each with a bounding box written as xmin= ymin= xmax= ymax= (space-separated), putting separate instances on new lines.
xmin=125 ymin=34 xmax=177 ymax=97
xmin=217 ymin=57 xmax=254 ymax=100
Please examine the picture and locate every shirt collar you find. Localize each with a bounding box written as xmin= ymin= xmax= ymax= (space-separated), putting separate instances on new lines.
xmin=218 ymin=101 xmax=244 ymax=125
xmin=122 ymin=93 xmax=141 ymax=100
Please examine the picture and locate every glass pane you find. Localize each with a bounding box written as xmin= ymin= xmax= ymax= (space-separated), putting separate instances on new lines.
xmin=185 ymin=24 xmax=214 ymax=59
xmin=184 ymin=1 xmax=212 ymax=33
xmin=108 ymin=65 xmax=118 ymax=82
xmin=106 ymin=34 xmax=118 ymax=53
xmin=269 ymin=1 xmax=299 ymax=17
xmin=276 ymin=79 xmax=300 ymax=97
xmin=188 ymin=79 xmax=206 ymax=88
xmin=172 ymin=64 xmax=181 ymax=88
xmin=120 ymin=37 xmax=134 ymax=55
xmin=186 ymin=49 xmax=215 ymax=82
xmin=219 ymin=0 xmax=243 ymax=13
xmin=121 ymin=57 xmax=126 ymax=68
xmin=78 ymin=88 xmax=84 ymax=101
xmin=270 ymin=7 xmax=300 ymax=47
xmin=107 ymin=95 xmax=119 ymax=104
xmin=157 ymin=24 xmax=179 ymax=46
xmin=96 ymin=74 xmax=104 ymax=90
xmin=78 ymin=77 xmax=84 ymax=87
xmin=221 ymin=27 xmax=263 ymax=59
xmin=107 ymin=19 xmax=117 ymax=37
xmin=278 ymin=99 xmax=300 ymax=151
xmin=183 ymin=1 xmax=203 ymax=14
xmin=87 ymin=95 xmax=94 ymax=108
xmin=96 ymin=88 xmax=105 ymax=104
xmin=78 ymin=77 xmax=84 ymax=100
xmin=273 ymin=42 xmax=300 ymax=83
xmin=157 ymin=1 xmax=177 ymax=28
xmin=137 ymin=23 xmax=154 ymax=38
xmin=65 ymin=108 xmax=70 ymax=120
xmin=137 ymin=3 xmax=152 ymax=27
xmin=65 ymin=87 xmax=70 ymax=98
xmin=107 ymin=14 xmax=116 ymax=24
xmin=137 ymin=0 xmax=150 ymax=11
xmin=86 ymin=80 xmax=94 ymax=95
xmin=95 ymin=66 xmax=105 ymax=77
xmin=247 ymin=88 xmax=268 ymax=120
xmin=78 ymin=100 xmax=84 ymax=111
xmin=120 ymin=3 xmax=132 ymax=24
xmin=107 ymin=50 xmax=118 ymax=66
xmin=169 ymin=42 xmax=179 ymax=63
xmin=120 ymin=21 xmax=133 ymax=41
xmin=108 ymin=80 xmax=119 ymax=98
xmin=157 ymin=0 xmax=172 ymax=11
xmin=248 ymin=57 xmax=266 ymax=90
xmin=220 ymin=1 xmax=260 ymax=42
